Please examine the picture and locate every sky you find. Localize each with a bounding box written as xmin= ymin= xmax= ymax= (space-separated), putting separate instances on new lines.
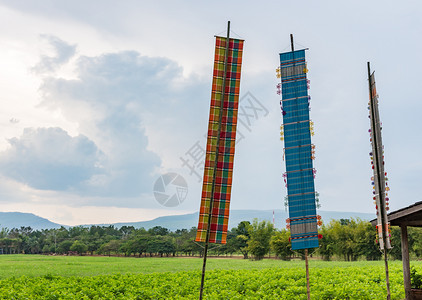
xmin=0 ymin=1 xmax=421 ymax=226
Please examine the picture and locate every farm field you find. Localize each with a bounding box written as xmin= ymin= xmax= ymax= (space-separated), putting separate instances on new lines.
xmin=0 ymin=255 xmax=421 ymax=299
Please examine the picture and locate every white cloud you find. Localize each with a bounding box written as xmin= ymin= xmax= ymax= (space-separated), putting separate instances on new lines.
xmin=0 ymin=127 xmax=103 ymax=191
xmin=0 ymin=36 xmax=214 ymax=208
xmin=32 ymin=35 xmax=76 ymax=74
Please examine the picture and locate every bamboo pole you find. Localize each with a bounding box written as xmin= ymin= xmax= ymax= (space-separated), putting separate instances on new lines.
xmin=290 ymin=33 xmax=295 ymax=52
xmin=290 ymin=33 xmax=311 ymax=300
xmin=305 ymin=249 xmax=311 ymax=300
xmin=199 ymin=21 xmax=231 ymax=300
xmin=367 ymin=62 xmax=391 ymax=300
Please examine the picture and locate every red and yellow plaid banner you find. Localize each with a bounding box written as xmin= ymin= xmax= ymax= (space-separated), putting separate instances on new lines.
xmin=195 ymin=36 xmax=244 ymax=244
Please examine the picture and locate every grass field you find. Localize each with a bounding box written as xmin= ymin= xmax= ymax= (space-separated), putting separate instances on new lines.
xmin=0 ymin=254 xmax=417 ymax=278
xmin=0 ymin=255 xmax=421 ymax=299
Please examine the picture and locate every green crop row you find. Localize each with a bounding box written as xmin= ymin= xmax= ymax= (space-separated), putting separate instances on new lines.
xmin=0 ymin=264 xmax=411 ymax=299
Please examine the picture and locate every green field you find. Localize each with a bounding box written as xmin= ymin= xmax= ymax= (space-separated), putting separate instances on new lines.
xmin=0 ymin=254 xmax=399 ymax=278
xmin=0 ymin=255 xmax=420 ymax=299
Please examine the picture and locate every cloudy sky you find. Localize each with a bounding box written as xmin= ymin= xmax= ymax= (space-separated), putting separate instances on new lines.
xmin=0 ymin=1 xmax=421 ymax=226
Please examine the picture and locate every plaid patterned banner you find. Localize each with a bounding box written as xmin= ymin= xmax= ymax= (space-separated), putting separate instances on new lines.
xmin=196 ymin=36 xmax=244 ymax=244
xmin=279 ymin=50 xmax=319 ymax=250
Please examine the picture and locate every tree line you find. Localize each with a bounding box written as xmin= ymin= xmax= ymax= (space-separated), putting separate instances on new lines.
xmin=0 ymin=218 xmax=420 ymax=261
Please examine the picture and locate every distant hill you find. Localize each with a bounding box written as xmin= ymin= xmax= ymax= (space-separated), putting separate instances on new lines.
xmin=0 ymin=210 xmax=375 ymax=231
xmin=0 ymin=212 xmax=63 ymax=230
xmin=88 ymin=209 xmax=375 ymax=231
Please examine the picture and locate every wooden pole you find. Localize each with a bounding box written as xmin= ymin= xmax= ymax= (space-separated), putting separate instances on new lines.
xmin=367 ymin=62 xmax=391 ymax=300
xmin=199 ymin=21 xmax=231 ymax=300
xmin=401 ymin=225 xmax=411 ymax=299
xmin=305 ymin=249 xmax=311 ymax=300
xmin=291 ymin=33 xmax=310 ymax=299
xmin=290 ymin=34 xmax=295 ymax=52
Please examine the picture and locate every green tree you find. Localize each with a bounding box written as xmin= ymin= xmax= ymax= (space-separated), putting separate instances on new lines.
xmin=146 ymin=236 xmax=175 ymax=257
xmin=173 ymin=229 xmax=188 ymax=255
xmin=0 ymin=238 xmax=20 ymax=254
xmin=68 ymin=226 xmax=88 ymax=239
xmin=271 ymin=229 xmax=293 ymax=260
xmin=319 ymin=222 xmax=340 ymax=261
xmin=148 ymin=226 xmax=169 ymax=236
xmin=247 ymin=219 xmax=274 ymax=260
xmin=130 ymin=235 xmax=149 ymax=257
xmin=174 ymin=227 xmax=201 ymax=256
xmin=57 ymin=240 xmax=73 ymax=254
xmin=42 ymin=244 xmax=53 ymax=254
xmin=0 ymin=227 xmax=9 ymax=238
xmin=233 ymin=221 xmax=251 ymax=259
xmin=119 ymin=226 xmax=135 ymax=238
xmin=319 ymin=218 xmax=380 ymax=261
xmin=224 ymin=229 xmax=241 ymax=256
xmin=354 ymin=220 xmax=381 ymax=261
xmin=411 ymin=228 xmax=422 ymax=258
xmin=70 ymin=240 xmax=88 ymax=255
xmin=389 ymin=226 xmax=405 ymax=260
xmin=55 ymin=227 xmax=70 ymax=243
xmin=329 ymin=219 xmax=357 ymax=261
xmin=99 ymin=240 xmax=122 ymax=256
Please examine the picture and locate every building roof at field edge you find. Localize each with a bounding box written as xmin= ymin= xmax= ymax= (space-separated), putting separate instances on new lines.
xmin=370 ymin=201 xmax=422 ymax=227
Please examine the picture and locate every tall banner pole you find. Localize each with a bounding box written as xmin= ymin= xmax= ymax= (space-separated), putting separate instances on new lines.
xmin=278 ymin=34 xmax=320 ymax=299
xmin=199 ymin=21 xmax=231 ymax=300
xmin=367 ymin=62 xmax=391 ymax=300
xmin=291 ymin=34 xmax=311 ymax=300
xmin=305 ymin=248 xmax=310 ymax=300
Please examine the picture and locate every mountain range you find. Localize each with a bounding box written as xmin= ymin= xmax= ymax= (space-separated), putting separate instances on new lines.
xmin=0 ymin=212 xmax=63 ymax=230
xmin=0 ymin=210 xmax=375 ymax=231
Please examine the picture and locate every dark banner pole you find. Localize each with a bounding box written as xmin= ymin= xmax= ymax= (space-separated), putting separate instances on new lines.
xmin=367 ymin=62 xmax=391 ymax=300
xmin=199 ymin=21 xmax=230 ymax=300
xmin=290 ymin=33 xmax=294 ymax=52
xmin=290 ymin=33 xmax=311 ymax=300
xmin=305 ymin=249 xmax=311 ymax=300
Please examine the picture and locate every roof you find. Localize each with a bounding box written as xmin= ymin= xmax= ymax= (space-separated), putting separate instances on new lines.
xmin=370 ymin=201 xmax=422 ymax=227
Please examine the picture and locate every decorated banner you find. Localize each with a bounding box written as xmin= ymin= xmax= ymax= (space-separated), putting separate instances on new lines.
xmin=278 ymin=49 xmax=319 ymax=250
xmin=195 ymin=36 xmax=244 ymax=244
xmin=368 ymin=71 xmax=392 ymax=250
